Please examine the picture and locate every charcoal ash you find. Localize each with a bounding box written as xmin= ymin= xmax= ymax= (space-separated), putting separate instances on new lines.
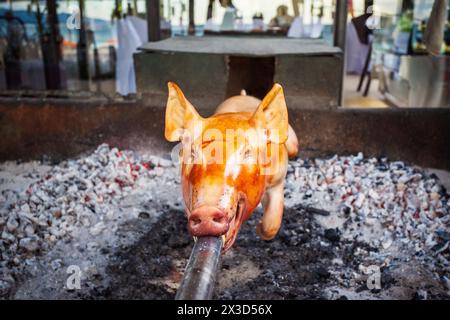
xmin=0 ymin=146 xmax=449 ymax=299
xmin=285 ymin=154 xmax=450 ymax=272
xmin=0 ymin=144 xmax=180 ymax=298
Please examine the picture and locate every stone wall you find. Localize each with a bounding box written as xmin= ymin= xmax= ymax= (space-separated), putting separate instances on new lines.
xmin=1 ymin=98 xmax=449 ymax=170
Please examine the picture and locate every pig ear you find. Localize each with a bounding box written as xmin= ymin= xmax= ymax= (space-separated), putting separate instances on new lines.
xmin=165 ymin=82 xmax=202 ymax=142
xmin=251 ymin=84 xmax=288 ymax=144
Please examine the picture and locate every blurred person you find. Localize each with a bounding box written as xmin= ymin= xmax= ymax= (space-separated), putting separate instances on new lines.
xmin=252 ymin=12 xmax=265 ymax=31
xmin=269 ymin=5 xmax=294 ymax=30
xmin=219 ymin=0 xmax=237 ymax=31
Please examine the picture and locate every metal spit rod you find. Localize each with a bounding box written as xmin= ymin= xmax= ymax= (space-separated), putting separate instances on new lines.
xmin=175 ymin=236 xmax=223 ymax=300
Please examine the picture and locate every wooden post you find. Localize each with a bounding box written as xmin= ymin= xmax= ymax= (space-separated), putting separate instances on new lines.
xmin=333 ymin=0 xmax=347 ymax=50
xmin=188 ymin=0 xmax=195 ymax=35
xmin=292 ymin=0 xmax=302 ymax=17
xmin=333 ymin=0 xmax=348 ymax=106
xmin=77 ymin=0 xmax=90 ymax=81
xmin=207 ymin=0 xmax=214 ymax=20
xmin=146 ymin=0 xmax=161 ymax=42
xmin=43 ymin=0 xmax=62 ymax=89
xmin=133 ymin=0 xmax=139 ymax=15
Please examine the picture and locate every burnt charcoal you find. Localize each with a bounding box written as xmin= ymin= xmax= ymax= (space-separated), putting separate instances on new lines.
xmin=1 ymin=147 xmax=449 ymax=299
xmin=324 ymin=228 xmax=341 ymax=243
xmin=138 ymin=212 xmax=150 ymax=219
xmin=315 ymin=266 xmax=330 ymax=280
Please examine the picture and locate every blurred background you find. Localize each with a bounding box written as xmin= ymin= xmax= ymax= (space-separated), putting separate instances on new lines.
xmin=0 ymin=0 xmax=448 ymax=107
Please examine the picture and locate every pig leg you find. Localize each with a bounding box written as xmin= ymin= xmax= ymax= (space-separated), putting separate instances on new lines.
xmin=256 ymin=181 xmax=285 ymax=240
xmin=286 ymin=125 xmax=299 ymax=158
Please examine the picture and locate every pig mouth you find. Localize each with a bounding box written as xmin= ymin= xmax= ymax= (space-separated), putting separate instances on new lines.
xmin=222 ymin=197 xmax=246 ymax=251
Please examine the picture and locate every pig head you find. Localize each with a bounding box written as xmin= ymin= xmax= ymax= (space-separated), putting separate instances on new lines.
xmin=165 ymin=82 xmax=298 ymax=251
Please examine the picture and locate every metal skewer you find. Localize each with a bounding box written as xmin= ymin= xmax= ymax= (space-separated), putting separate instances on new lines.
xmin=175 ymin=236 xmax=223 ymax=300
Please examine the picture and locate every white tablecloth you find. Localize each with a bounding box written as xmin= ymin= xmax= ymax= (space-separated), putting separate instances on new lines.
xmin=116 ymin=16 xmax=148 ymax=96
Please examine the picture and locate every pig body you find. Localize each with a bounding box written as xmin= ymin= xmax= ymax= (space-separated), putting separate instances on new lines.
xmin=165 ymin=83 xmax=298 ymax=251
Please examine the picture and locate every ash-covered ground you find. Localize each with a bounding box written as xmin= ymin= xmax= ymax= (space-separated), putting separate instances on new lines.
xmin=0 ymin=144 xmax=449 ymax=299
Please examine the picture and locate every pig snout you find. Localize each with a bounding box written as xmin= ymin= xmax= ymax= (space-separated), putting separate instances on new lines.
xmin=188 ymin=206 xmax=229 ymax=237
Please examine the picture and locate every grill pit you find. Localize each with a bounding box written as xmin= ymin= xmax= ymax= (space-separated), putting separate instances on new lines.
xmin=0 ymin=144 xmax=449 ymax=299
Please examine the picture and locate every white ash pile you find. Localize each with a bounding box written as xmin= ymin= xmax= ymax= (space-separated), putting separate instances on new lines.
xmin=1 ymin=144 xmax=450 ymax=299
xmin=285 ymin=153 xmax=450 ymax=290
xmin=0 ymin=144 xmax=177 ymax=295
